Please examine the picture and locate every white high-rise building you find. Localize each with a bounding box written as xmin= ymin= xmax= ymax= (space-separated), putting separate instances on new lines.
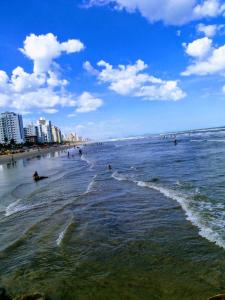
xmin=52 ymin=126 xmax=62 ymax=143
xmin=24 ymin=123 xmax=38 ymax=144
xmin=0 ymin=112 xmax=25 ymax=144
xmin=37 ymin=117 xmax=53 ymax=143
xmin=24 ymin=124 xmax=37 ymax=136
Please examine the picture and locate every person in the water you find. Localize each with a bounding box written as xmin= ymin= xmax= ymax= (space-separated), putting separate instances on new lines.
xmin=108 ymin=164 xmax=112 ymax=170
xmin=174 ymin=139 xmax=177 ymax=146
xmin=33 ymin=171 xmax=39 ymax=181
xmin=33 ymin=171 xmax=48 ymax=181
xmin=79 ymin=149 xmax=82 ymax=155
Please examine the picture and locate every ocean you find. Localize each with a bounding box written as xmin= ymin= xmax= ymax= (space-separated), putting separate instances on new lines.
xmin=1 ymin=129 xmax=225 ymax=299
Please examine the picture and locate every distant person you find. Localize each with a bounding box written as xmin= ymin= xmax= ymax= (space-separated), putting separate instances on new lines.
xmin=79 ymin=149 xmax=82 ymax=156
xmin=108 ymin=164 xmax=112 ymax=170
xmin=67 ymin=151 xmax=70 ymax=157
xmin=174 ymin=139 xmax=178 ymax=146
xmin=33 ymin=171 xmax=39 ymax=181
xmin=33 ymin=171 xmax=48 ymax=181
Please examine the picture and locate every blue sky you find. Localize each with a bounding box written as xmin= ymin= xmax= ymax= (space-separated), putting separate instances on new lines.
xmin=0 ymin=0 xmax=225 ymax=139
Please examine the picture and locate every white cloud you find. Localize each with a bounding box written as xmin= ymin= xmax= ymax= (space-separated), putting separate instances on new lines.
xmin=76 ymin=92 xmax=103 ymax=112
xmin=193 ymin=0 xmax=221 ymax=18
xmin=197 ymin=23 xmax=218 ymax=37
xmin=74 ymin=119 xmax=124 ymax=140
xmin=83 ymin=61 xmax=99 ymax=75
xmin=20 ymin=33 xmax=84 ymax=73
xmin=85 ymin=59 xmax=186 ymax=101
xmin=182 ymin=39 xmax=225 ymax=76
xmin=67 ymin=113 xmax=77 ymax=117
xmin=0 ymin=33 xmax=102 ymax=114
xmin=0 ymin=71 xmax=9 ymax=90
xmin=183 ymin=37 xmax=213 ymax=59
xmin=42 ymin=108 xmax=59 ymax=114
xmin=85 ymin=0 xmax=224 ymax=25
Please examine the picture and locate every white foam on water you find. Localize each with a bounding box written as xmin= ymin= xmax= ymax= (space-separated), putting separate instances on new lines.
xmin=86 ymin=175 xmax=97 ymax=193
xmin=5 ymin=199 xmax=22 ymax=216
xmin=56 ymin=219 xmax=74 ymax=246
xmin=106 ymin=136 xmax=146 ymax=142
xmin=207 ymin=139 xmax=225 ymax=142
xmin=112 ymin=171 xmax=225 ymax=249
xmin=80 ymin=154 xmax=95 ymax=170
xmin=112 ymin=171 xmax=129 ymax=181
xmin=5 ymin=199 xmax=44 ymax=217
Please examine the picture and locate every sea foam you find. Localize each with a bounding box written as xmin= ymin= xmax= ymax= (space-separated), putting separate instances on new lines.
xmin=112 ymin=171 xmax=225 ymax=249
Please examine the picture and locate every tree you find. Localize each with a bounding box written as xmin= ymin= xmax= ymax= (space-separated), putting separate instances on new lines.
xmin=10 ymin=139 xmax=15 ymax=146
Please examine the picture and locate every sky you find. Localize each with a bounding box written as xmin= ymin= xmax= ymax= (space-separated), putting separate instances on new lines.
xmin=1 ymin=0 xmax=225 ymax=139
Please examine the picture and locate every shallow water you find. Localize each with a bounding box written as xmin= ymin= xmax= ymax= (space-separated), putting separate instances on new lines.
xmin=1 ymin=133 xmax=225 ymax=299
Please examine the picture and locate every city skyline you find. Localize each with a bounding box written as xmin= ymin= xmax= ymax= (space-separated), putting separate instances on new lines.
xmin=0 ymin=1 xmax=225 ymax=139
xmin=0 ymin=111 xmax=84 ymax=144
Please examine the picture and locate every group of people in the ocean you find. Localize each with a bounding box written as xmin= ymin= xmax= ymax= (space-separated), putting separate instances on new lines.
xmin=67 ymin=147 xmax=83 ymax=158
xmin=31 ymin=143 xmax=112 ymax=182
xmin=67 ymin=145 xmax=112 ymax=173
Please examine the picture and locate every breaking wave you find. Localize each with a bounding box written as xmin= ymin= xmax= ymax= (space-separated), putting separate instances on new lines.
xmin=112 ymin=171 xmax=225 ymax=249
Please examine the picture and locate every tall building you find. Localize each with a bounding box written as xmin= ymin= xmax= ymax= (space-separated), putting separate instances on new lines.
xmin=0 ymin=112 xmax=25 ymax=144
xmin=65 ymin=133 xmax=79 ymax=143
xmin=24 ymin=123 xmax=38 ymax=144
xmin=37 ymin=117 xmax=53 ymax=143
xmin=52 ymin=126 xmax=62 ymax=143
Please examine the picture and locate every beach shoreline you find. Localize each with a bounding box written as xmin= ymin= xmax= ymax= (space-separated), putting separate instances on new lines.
xmin=0 ymin=143 xmax=82 ymax=165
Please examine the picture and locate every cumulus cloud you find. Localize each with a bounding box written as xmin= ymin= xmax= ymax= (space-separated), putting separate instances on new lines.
xmin=76 ymin=92 xmax=103 ymax=112
xmin=193 ymin=0 xmax=221 ymax=18
xmin=83 ymin=61 xmax=99 ymax=75
xmin=182 ymin=38 xmax=225 ymax=76
xmin=197 ymin=23 xmax=218 ymax=37
xmin=74 ymin=118 xmax=124 ymax=140
xmin=20 ymin=33 xmax=84 ymax=73
xmin=84 ymin=59 xmax=186 ymax=101
xmin=183 ymin=37 xmax=213 ymax=59
xmin=43 ymin=108 xmax=59 ymax=114
xmin=0 ymin=33 xmax=103 ymax=114
xmin=85 ymin=0 xmax=225 ymax=25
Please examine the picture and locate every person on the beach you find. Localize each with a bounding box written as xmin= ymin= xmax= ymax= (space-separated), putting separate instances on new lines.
xmin=11 ymin=155 xmax=15 ymax=166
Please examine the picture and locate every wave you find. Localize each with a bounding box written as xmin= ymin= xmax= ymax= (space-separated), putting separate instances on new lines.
xmin=85 ymin=175 xmax=97 ymax=193
xmin=206 ymin=139 xmax=225 ymax=142
xmin=5 ymin=199 xmax=22 ymax=216
xmin=112 ymin=171 xmax=129 ymax=181
xmin=106 ymin=136 xmax=146 ymax=142
xmin=112 ymin=171 xmax=225 ymax=249
xmin=5 ymin=199 xmax=48 ymax=217
xmin=80 ymin=154 xmax=95 ymax=170
xmin=56 ymin=218 xmax=75 ymax=246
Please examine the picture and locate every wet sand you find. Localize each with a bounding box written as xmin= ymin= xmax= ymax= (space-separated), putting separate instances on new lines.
xmin=0 ymin=144 xmax=81 ymax=165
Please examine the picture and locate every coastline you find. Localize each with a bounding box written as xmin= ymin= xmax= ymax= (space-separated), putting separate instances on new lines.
xmin=0 ymin=144 xmax=82 ymax=165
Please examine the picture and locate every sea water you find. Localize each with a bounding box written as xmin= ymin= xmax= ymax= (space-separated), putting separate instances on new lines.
xmin=1 ymin=130 xmax=225 ymax=299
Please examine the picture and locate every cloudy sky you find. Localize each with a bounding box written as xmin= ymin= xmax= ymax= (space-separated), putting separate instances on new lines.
xmin=1 ymin=0 xmax=225 ymax=139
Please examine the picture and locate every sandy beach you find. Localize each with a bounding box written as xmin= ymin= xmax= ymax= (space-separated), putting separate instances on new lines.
xmin=0 ymin=144 xmax=80 ymax=165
